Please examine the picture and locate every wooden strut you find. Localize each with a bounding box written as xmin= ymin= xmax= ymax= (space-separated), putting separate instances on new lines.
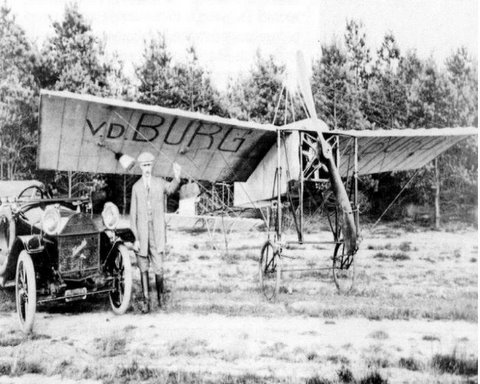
xmin=276 ymin=128 xmax=282 ymax=243
xmin=281 ymin=134 xmax=302 ymax=242
xmin=299 ymin=131 xmax=304 ymax=242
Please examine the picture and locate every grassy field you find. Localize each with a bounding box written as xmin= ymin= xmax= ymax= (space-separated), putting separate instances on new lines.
xmin=162 ymin=222 xmax=478 ymax=322
xmin=0 ymin=222 xmax=477 ymax=383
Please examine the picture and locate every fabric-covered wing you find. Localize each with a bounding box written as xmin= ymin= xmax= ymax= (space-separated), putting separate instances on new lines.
xmin=38 ymin=90 xmax=276 ymax=182
xmin=327 ymin=128 xmax=478 ymax=176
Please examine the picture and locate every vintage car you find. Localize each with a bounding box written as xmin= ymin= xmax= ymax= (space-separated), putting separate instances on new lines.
xmin=0 ymin=181 xmax=134 ymax=333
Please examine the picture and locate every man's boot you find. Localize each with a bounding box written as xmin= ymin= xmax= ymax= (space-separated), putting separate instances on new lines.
xmin=155 ymin=274 xmax=165 ymax=308
xmin=140 ymin=271 xmax=150 ymax=313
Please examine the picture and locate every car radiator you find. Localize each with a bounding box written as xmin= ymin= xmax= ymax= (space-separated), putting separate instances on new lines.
xmin=58 ymin=233 xmax=100 ymax=276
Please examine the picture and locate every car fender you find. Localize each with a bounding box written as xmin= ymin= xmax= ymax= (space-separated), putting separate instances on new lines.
xmin=0 ymin=236 xmax=42 ymax=286
xmin=0 ymin=211 xmax=16 ymax=283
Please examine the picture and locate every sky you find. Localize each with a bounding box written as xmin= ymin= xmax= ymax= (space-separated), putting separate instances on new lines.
xmin=7 ymin=0 xmax=478 ymax=90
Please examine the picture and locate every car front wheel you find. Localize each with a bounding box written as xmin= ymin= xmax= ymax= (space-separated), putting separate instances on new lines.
xmin=109 ymin=244 xmax=132 ymax=315
xmin=15 ymin=251 xmax=36 ymax=333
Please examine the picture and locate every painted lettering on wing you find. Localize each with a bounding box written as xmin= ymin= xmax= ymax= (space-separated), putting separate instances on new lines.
xmin=86 ymin=112 xmax=252 ymax=154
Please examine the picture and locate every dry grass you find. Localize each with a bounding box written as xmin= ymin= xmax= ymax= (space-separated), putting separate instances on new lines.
xmin=306 ymin=369 xmax=388 ymax=384
xmin=368 ymin=331 xmax=389 ymax=340
xmin=431 ymin=352 xmax=478 ymax=376
xmin=0 ymin=223 xmax=476 ymax=384
xmin=372 ymin=251 xmax=410 ymax=261
xmin=95 ymin=332 xmax=128 ymax=357
xmin=170 ymin=226 xmax=477 ymax=321
xmin=0 ymin=356 xmax=45 ymax=377
xmin=398 ymin=356 xmax=423 ymax=371
xmin=0 ymin=289 xmax=15 ymax=312
xmin=0 ymin=334 xmax=23 ymax=347
xmin=106 ymin=364 xmax=288 ymax=384
xmin=168 ymin=338 xmax=209 ymax=357
xmin=422 ymin=335 xmax=440 ymax=342
xmin=357 ymin=371 xmax=388 ymax=384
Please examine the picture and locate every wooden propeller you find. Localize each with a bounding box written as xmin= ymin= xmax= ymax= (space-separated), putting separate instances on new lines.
xmin=296 ymin=51 xmax=358 ymax=255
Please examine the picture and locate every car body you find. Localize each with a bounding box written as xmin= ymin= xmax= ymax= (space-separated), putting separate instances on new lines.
xmin=0 ymin=181 xmax=134 ymax=333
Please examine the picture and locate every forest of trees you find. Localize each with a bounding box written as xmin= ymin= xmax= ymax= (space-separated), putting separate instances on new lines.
xmin=0 ymin=4 xmax=477 ymax=222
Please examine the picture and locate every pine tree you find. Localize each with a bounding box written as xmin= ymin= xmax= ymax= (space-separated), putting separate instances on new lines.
xmin=226 ymin=52 xmax=286 ymax=124
xmin=35 ymin=3 xmax=130 ymax=97
xmin=136 ymin=34 xmax=174 ymax=106
xmin=0 ymin=5 xmax=38 ymax=179
xmin=136 ymin=37 xmax=224 ymax=114
xmin=367 ymin=33 xmax=407 ymax=129
xmin=311 ymin=41 xmax=349 ymax=130
xmin=343 ymin=19 xmax=372 ymax=130
xmin=436 ymin=48 xmax=478 ymax=214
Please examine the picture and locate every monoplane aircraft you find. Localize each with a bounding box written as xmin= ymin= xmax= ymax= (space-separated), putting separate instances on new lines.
xmin=36 ymin=53 xmax=477 ymax=300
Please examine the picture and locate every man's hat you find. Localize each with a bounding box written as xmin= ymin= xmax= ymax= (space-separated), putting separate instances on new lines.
xmin=137 ymin=152 xmax=155 ymax=164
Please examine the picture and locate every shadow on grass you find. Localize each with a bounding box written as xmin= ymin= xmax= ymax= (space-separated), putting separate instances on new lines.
xmin=1 ymin=284 xmax=114 ymax=316
xmin=40 ymin=294 xmax=111 ymax=315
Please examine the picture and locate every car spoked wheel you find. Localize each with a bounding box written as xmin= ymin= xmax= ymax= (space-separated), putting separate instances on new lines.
xmin=109 ymin=244 xmax=132 ymax=314
xmin=332 ymin=241 xmax=355 ymax=294
xmin=259 ymin=241 xmax=281 ymax=301
xmin=15 ymin=251 xmax=36 ymax=333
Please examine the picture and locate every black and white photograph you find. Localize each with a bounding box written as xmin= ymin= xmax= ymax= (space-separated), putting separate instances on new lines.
xmin=0 ymin=0 xmax=477 ymax=383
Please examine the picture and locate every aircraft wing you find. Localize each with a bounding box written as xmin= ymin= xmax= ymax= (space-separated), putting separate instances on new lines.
xmin=234 ymin=124 xmax=477 ymax=207
xmin=38 ymin=90 xmax=277 ymax=182
xmin=326 ymin=127 xmax=478 ymax=176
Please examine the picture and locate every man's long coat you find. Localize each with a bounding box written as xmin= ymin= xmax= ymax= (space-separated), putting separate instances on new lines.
xmin=130 ymin=176 xmax=180 ymax=256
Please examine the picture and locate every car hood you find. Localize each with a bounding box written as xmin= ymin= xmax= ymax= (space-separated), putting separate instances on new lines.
xmin=56 ymin=210 xmax=99 ymax=235
xmin=23 ymin=205 xmax=128 ymax=235
xmin=57 ymin=210 xmax=129 ymax=234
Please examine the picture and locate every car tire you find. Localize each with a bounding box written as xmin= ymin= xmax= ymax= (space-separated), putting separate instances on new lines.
xmin=15 ymin=251 xmax=36 ymax=333
xmin=109 ymin=244 xmax=132 ymax=315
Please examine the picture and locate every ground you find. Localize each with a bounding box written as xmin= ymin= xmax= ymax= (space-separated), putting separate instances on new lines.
xmin=0 ymin=222 xmax=477 ymax=383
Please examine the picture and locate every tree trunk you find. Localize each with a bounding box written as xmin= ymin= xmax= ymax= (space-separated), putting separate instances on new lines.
xmin=434 ymin=158 xmax=441 ymax=229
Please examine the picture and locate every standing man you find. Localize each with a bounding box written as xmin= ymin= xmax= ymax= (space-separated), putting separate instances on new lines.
xmin=130 ymin=152 xmax=181 ymax=313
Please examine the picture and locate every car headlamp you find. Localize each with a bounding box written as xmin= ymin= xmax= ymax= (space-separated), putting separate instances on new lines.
xmin=42 ymin=206 xmax=61 ymax=235
xmin=102 ymin=202 xmax=120 ymax=230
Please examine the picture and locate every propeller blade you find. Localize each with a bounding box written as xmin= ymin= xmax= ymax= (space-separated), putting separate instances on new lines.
xmin=296 ymin=51 xmax=318 ymax=121
xmin=295 ymin=50 xmax=358 ymax=258
xmin=296 ymin=51 xmax=330 ymax=128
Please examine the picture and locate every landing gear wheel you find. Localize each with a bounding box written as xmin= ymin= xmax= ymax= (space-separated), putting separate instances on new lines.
xmin=109 ymin=245 xmax=132 ymax=314
xmin=259 ymin=241 xmax=281 ymax=301
xmin=332 ymin=241 xmax=355 ymax=294
xmin=15 ymin=251 xmax=36 ymax=333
